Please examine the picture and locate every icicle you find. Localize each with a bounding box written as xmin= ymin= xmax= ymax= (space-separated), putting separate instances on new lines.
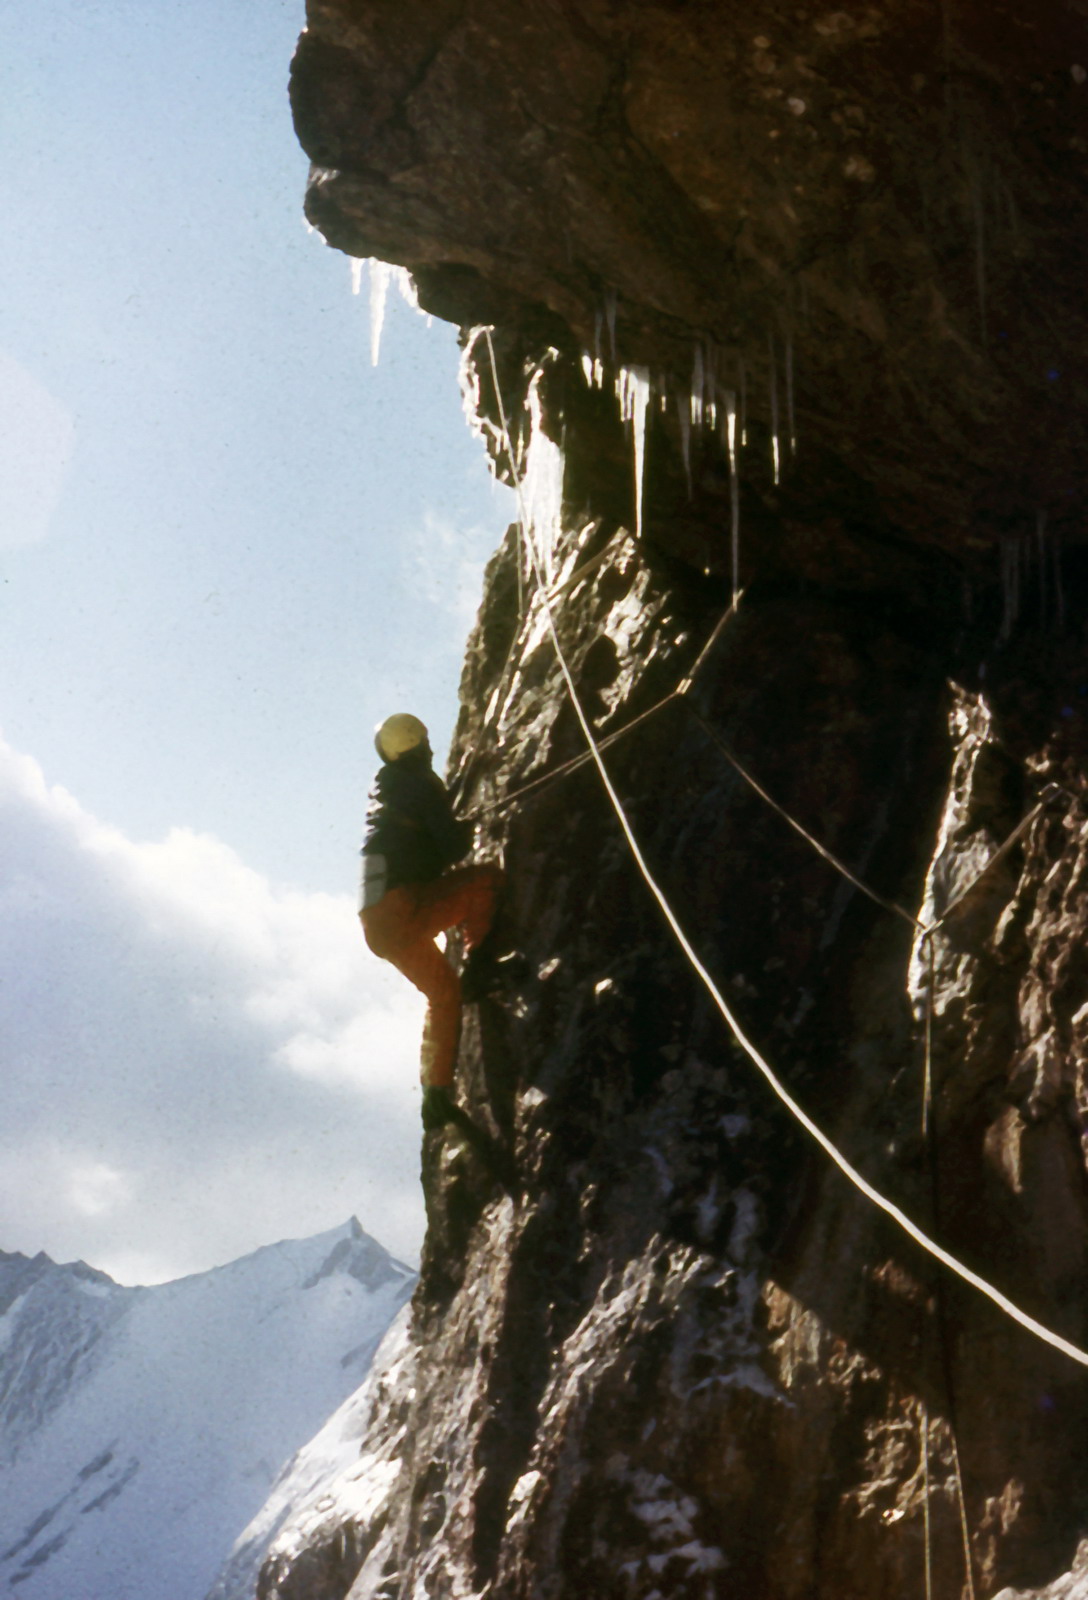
xmin=393 ymin=268 xmax=421 ymax=312
xmin=785 ymin=331 xmax=797 ymax=456
xmin=677 ymin=392 xmax=693 ymax=499
xmin=726 ymin=393 xmax=740 ymax=607
xmin=349 ymin=258 xmax=426 ymax=362
xmin=1054 ymin=527 xmax=1066 ymax=630
xmin=1037 ymin=511 xmax=1048 ymax=629
xmin=368 ymin=260 xmax=393 ymax=367
xmin=522 ymin=368 xmax=565 ymax=583
xmin=739 ymin=361 xmax=748 ymax=447
xmin=704 ymin=343 xmax=718 ymax=431
xmin=616 ymin=366 xmax=652 ymax=539
xmin=594 ymin=310 xmax=603 ymax=367
xmin=580 ymin=352 xmax=605 ymax=389
xmin=605 ymin=289 xmax=618 ymax=364
xmin=768 ymin=333 xmax=781 ymax=486
xmin=691 ymin=342 xmax=705 ymax=429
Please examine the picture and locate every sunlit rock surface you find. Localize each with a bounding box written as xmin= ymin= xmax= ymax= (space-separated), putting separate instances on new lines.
xmin=257 ymin=3 xmax=1088 ymax=1596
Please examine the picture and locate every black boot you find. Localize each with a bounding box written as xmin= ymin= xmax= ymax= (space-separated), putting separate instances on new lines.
xmin=421 ymin=1085 xmax=456 ymax=1131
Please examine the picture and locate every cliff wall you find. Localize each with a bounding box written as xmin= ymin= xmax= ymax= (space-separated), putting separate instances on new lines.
xmin=260 ymin=4 xmax=1088 ymax=1596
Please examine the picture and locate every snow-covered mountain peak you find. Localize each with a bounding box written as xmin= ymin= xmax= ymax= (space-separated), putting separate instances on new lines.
xmin=0 ymin=1245 xmax=118 ymax=1311
xmin=0 ymin=1249 xmax=135 ymax=1466
xmin=0 ymin=1220 xmax=414 ymax=1600
xmin=302 ymin=1218 xmax=406 ymax=1293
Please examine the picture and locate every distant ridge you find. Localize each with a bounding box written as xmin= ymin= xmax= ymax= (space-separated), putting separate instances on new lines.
xmin=0 ymin=1219 xmax=414 ymax=1600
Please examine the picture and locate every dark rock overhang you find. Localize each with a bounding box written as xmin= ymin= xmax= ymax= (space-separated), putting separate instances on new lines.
xmin=289 ymin=0 xmax=1088 ymax=566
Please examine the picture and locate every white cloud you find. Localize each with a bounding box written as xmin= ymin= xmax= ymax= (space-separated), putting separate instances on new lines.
xmin=68 ymin=1162 xmax=132 ymax=1218
xmin=0 ymin=350 xmax=76 ymax=549
xmin=0 ymin=734 xmax=427 ymax=1282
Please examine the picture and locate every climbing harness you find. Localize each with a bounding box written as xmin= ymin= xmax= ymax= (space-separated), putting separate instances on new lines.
xmin=480 ymin=325 xmax=1088 ymax=1375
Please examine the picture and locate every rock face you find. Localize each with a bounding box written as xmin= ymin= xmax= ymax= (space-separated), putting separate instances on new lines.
xmin=267 ymin=4 xmax=1088 ymax=1597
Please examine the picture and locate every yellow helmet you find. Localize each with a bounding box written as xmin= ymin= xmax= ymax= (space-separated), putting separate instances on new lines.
xmin=375 ymin=712 xmax=429 ymax=762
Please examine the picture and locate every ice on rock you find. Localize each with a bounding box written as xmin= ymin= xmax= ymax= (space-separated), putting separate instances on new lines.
xmin=691 ymin=343 xmax=705 ymax=428
xmin=458 ymin=326 xmax=508 ymax=460
xmin=726 ymin=395 xmax=740 ymax=604
xmin=522 ymin=367 xmax=565 ymax=583
xmin=786 ymin=330 xmax=797 ymax=456
xmin=768 ymin=332 xmax=781 ymax=485
xmin=616 ymin=365 xmax=652 ymax=539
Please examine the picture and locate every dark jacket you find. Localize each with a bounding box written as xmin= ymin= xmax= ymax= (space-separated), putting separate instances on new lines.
xmin=361 ymin=750 xmax=471 ymax=891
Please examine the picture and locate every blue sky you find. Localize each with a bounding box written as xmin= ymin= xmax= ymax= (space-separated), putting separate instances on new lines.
xmin=0 ymin=0 xmax=514 ymax=1278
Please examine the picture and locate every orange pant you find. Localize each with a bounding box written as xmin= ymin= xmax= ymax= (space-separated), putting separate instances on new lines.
xmin=360 ymin=863 xmax=504 ymax=1088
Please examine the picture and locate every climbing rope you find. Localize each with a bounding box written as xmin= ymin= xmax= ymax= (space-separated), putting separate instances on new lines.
xmin=950 ymin=1427 xmax=978 ymax=1600
xmin=480 ymin=326 xmax=1088 ymax=1373
xmin=920 ymin=1400 xmax=933 ymax=1600
xmin=476 ymin=642 xmax=1057 ymax=947
xmin=683 ymin=702 xmax=923 ymax=931
xmin=471 ymin=687 xmax=684 ymax=820
xmin=467 ymin=579 xmax=745 ymax=822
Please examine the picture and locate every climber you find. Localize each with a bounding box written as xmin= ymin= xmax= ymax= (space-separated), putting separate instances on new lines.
xmin=359 ymin=712 xmax=506 ymax=1131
